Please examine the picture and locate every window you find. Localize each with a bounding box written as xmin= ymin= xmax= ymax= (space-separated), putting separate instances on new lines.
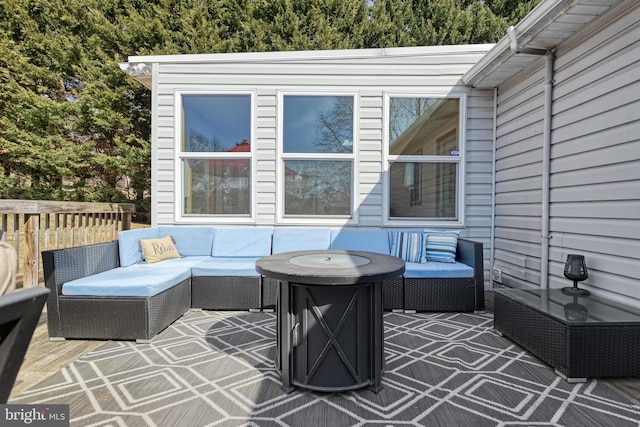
xmin=386 ymin=96 xmax=463 ymax=223
xmin=280 ymin=94 xmax=355 ymax=218
xmin=179 ymin=93 xmax=252 ymax=217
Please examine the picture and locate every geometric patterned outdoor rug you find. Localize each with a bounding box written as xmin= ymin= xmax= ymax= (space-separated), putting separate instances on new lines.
xmin=11 ymin=310 xmax=640 ymax=426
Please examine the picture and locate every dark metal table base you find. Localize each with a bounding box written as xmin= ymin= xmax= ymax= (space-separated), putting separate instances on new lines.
xmin=257 ymin=249 xmax=404 ymax=394
xmin=276 ymin=279 xmax=384 ymax=393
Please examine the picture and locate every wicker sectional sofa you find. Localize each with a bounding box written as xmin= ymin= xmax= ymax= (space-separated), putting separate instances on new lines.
xmin=42 ymin=226 xmax=484 ymax=342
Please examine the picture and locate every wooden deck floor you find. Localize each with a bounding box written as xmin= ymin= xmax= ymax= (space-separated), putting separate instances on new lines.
xmin=10 ymin=307 xmax=640 ymax=406
xmin=9 ymin=313 xmax=103 ymax=400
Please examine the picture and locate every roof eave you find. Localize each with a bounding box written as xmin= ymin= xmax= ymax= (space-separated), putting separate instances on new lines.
xmin=119 ymin=45 xmax=493 ymax=91
xmin=463 ymin=0 xmax=625 ymax=88
xmin=124 ymin=44 xmax=494 ymax=66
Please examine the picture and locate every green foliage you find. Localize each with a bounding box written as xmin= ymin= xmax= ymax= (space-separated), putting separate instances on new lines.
xmin=368 ymin=0 xmax=541 ymax=46
xmin=0 ymin=0 xmax=540 ymax=222
xmin=0 ymin=0 xmax=151 ymax=219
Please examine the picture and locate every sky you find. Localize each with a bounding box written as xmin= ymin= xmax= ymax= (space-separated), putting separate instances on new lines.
xmin=183 ymin=94 xmax=352 ymax=153
xmin=283 ymin=95 xmax=352 ymax=153
xmin=183 ymin=94 xmax=251 ymax=152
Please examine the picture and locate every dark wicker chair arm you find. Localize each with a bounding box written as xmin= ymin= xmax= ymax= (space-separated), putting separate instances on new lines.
xmin=42 ymin=241 xmax=120 ymax=291
xmin=41 ymin=241 xmax=120 ymax=339
xmin=457 ymin=238 xmax=485 ymax=311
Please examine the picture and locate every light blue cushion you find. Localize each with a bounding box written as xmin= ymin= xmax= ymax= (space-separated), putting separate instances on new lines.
xmin=191 ymin=257 xmax=262 ymax=277
xmin=390 ymin=231 xmax=425 ymax=263
xmin=158 ymin=226 xmax=215 ymax=256
xmin=152 ymin=256 xmax=211 ymax=268
xmin=330 ymin=230 xmax=391 ymax=254
xmin=271 ymin=228 xmax=331 ymax=254
xmin=61 ymin=261 xmax=196 ymax=297
xmin=118 ymin=228 xmax=161 ymax=267
xmin=403 ymin=261 xmax=474 ymax=279
xmin=424 ymin=230 xmax=460 ymax=263
xmin=211 ymin=228 xmax=272 ymax=257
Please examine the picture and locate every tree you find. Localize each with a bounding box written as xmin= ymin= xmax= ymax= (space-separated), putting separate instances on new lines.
xmin=0 ymin=0 xmax=151 ymax=219
xmin=367 ymin=0 xmax=539 ymax=47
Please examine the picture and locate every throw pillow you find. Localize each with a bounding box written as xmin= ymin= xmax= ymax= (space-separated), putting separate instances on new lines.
xmin=391 ymin=231 xmax=425 ymax=263
xmin=139 ymin=235 xmax=181 ymax=264
xmin=424 ymin=230 xmax=460 ymax=263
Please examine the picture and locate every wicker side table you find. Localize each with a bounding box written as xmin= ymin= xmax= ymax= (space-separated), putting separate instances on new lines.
xmin=493 ymin=288 xmax=640 ymax=382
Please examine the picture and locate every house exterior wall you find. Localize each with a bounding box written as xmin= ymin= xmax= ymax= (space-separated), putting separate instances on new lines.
xmin=142 ymin=46 xmax=495 ymax=287
xmin=493 ymin=2 xmax=640 ymax=306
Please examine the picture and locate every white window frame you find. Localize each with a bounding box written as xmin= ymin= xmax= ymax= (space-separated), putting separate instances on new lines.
xmin=383 ymin=92 xmax=467 ymax=228
xmin=276 ymin=91 xmax=359 ymax=226
xmin=173 ymin=89 xmax=257 ymax=224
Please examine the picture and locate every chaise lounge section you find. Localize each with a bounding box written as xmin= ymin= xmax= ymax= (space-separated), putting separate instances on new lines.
xmin=42 ymin=240 xmax=192 ymax=343
xmin=42 ymin=226 xmax=484 ymax=342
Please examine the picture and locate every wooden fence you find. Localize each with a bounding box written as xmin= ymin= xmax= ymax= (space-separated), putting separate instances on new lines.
xmin=0 ymin=200 xmax=135 ymax=288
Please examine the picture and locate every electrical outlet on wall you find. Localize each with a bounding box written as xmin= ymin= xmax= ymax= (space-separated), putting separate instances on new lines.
xmin=492 ymin=267 xmax=503 ymax=284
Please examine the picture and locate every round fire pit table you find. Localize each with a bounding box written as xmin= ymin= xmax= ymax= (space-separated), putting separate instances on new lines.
xmin=256 ymin=249 xmax=405 ymax=393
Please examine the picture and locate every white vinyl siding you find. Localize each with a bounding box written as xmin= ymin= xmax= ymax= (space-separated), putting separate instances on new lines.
xmin=493 ymin=64 xmax=546 ymax=288
xmin=492 ymin=2 xmax=640 ymax=307
xmin=140 ymin=46 xmax=494 ymax=288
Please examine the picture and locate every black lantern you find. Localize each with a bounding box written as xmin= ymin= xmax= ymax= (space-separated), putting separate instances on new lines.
xmin=562 ymin=254 xmax=590 ymax=296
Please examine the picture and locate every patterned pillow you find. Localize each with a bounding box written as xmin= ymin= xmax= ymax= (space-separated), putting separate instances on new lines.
xmin=139 ymin=235 xmax=181 ymax=264
xmin=424 ymin=230 xmax=460 ymax=263
xmin=391 ymin=231 xmax=425 ymax=263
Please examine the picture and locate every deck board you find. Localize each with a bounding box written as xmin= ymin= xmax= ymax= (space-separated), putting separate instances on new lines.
xmin=9 ymin=314 xmax=102 ymax=399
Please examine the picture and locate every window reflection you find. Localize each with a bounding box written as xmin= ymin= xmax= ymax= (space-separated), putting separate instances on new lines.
xmin=183 ymin=158 xmax=251 ymax=215
xmin=284 ymin=160 xmax=351 ymax=216
xmin=389 ymin=162 xmax=457 ymax=219
xmin=388 ymin=96 xmax=460 ymax=221
xmin=389 ymin=98 xmax=459 ymax=156
xmin=282 ymin=94 xmax=355 ymax=218
xmin=283 ymin=95 xmax=353 ymax=154
xmin=181 ymin=93 xmax=252 ymax=216
xmin=182 ymin=94 xmax=251 ymax=152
